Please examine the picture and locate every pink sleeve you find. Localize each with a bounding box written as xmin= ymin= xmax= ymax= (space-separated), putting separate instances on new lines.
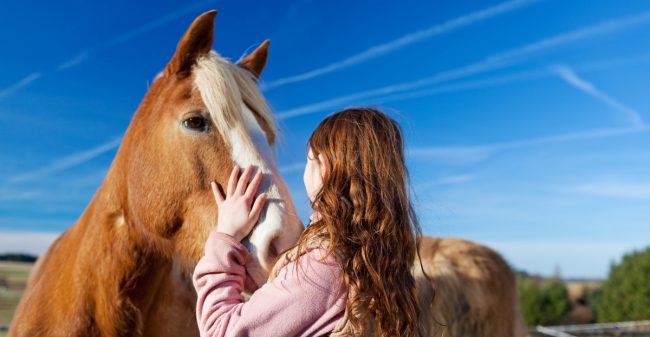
xmin=192 ymin=231 xmax=347 ymax=337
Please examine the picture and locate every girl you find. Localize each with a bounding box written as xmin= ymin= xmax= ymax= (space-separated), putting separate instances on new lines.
xmin=193 ymin=107 xmax=423 ymax=336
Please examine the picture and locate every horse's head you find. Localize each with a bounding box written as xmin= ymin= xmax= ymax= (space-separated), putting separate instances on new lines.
xmin=113 ymin=10 xmax=303 ymax=291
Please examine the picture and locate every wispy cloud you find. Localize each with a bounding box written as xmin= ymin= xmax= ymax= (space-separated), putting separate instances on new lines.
xmin=57 ymin=51 xmax=90 ymax=71
xmin=263 ymin=0 xmax=538 ymax=90
xmin=559 ymin=180 xmax=650 ymax=199
xmin=417 ymin=174 xmax=477 ymax=189
xmin=550 ymin=64 xmax=645 ymax=127
xmin=290 ymin=53 xmax=650 ymax=114
xmin=57 ymin=0 xmax=216 ymax=71
xmin=7 ymin=137 xmax=122 ymax=183
xmin=0 ymin=1 xmax=215 ymax=100
xmin=0 ymin=72 xmax=42 ymax=100
xmin=276 ymin=10 xmax=650 ymax=120
xmin=0 ymin=168 xmax=108 ymax=204
xmin=408 ymin=146 xmax=495 ymax=164
xmin=0 ymin=190 xmax=42 ymax=202
xmin=486 ymin=11 xmax=650 ymax=65
xmin=371 ymin=69 xmax=546 ymax=105
xmin=289 ymin=53 xmax=650 ymax=113
xmin=409 ymin=126 xmax=648 ymax=164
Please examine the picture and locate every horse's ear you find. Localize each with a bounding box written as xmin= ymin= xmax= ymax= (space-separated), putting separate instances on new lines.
xmin=165 ymin=10 xmax=216 ymax=77
xmin=238 ymin=39 xmax=270 ymax=78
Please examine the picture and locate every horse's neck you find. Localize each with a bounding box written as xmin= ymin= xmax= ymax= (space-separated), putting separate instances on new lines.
xmin=40 ymin=176 xmax=182 ymax=335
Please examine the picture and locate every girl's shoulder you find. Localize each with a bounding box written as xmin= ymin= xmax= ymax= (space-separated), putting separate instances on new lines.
xmin=268 ymin=237 xmax=340 ymax=282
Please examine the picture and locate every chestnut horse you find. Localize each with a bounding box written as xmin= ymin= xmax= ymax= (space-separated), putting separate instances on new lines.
xmin=10 ymin=10 xmax=524 ymax=337
xmin=10 ymin=10 xmax=303 ymax=337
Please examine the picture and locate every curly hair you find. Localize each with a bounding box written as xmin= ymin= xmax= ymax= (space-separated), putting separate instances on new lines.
xmin=288 ymin=107 xmax=424 ymax=336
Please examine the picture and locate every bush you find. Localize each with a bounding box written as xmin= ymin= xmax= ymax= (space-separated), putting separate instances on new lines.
xmin=517 ymin=276 xmax=571 ymax=325
xmin=583 ymin=287 xmax=602 ymax=321
xmin=598 ymin=247 xmax=650 ymax=322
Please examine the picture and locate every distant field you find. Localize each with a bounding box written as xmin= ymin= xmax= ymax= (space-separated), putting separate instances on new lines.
xmin=0 ymin=261 xmax=33 ymax=333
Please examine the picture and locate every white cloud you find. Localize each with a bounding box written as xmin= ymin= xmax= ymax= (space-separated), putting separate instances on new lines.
xmin=7 ymin=137 xmax=121 ymax=183
xmin=409 ymin=126 xmax=647 ymax=164
xmin=263 ymin=0 xmax=538 ymax=90
xmin=559 ymin=181 xmax=650 ymax=199
xmin=276 ymin=10 xmax=650 ymax=120
xmin=57 ymin=52 xmax=89 ymax=70
xmin=550 ymin=64 xmax=645 ymax=127
xmin=1 ymin=1 xmax=215 ymax=100
xmin=409 ymin=146 xmax=495 ymax=164
xmin=0 ymin=72 xmax=42 ymax=101
xmin=415 ymin=174 xmax=477 ymax=190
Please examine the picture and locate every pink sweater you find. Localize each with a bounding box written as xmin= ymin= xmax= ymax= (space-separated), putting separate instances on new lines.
xmin=193 ymin=231 xmax=347 ymax=337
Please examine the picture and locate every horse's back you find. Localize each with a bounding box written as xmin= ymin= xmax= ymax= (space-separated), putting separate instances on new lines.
xmin=414 ymin=236 xmax=525 ymax=337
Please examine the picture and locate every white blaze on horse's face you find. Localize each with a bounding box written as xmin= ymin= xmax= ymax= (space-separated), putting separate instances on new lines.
xmin=193 ymin=52 xmax=302 ymax=290
xmin=229 ymin=103 xmax=289 ymax=284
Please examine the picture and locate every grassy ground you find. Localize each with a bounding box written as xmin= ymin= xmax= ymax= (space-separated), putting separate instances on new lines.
xmin=0 ymin=261 xmax=32 ymax=332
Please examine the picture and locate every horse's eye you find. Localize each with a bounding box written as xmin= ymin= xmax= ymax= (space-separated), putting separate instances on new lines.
xmin=183 ymin=117 xmax=208 ymax=131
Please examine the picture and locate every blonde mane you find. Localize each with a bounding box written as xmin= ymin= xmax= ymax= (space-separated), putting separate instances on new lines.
xmin=193 ymin=51 xmax=278 ymax=153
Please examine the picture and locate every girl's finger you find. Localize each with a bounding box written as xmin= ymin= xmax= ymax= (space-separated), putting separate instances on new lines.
xmin=249 ymin=193 xmax=268 ymax=222
xmin=227 ymin=166 xmax=240 ymax=197
xmin=236 ymin=165 xmax=255 ymax=195
xmin=244 ymin=170 xmax=264 ymax=201
xmin=211 ymin=181 xmax=224 ymax=206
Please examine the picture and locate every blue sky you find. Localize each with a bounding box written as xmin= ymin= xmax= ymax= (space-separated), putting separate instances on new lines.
xmin=1 ymin=0 xmax=649 ymax=279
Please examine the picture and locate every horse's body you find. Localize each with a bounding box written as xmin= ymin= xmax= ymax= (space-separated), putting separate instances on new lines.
xmin=10 ymin=10 xmax=524 ymax=337
xmin=415 ymin=236 xmax=526 ymax=337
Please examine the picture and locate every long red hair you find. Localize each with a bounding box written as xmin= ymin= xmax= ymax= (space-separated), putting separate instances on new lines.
xmin=291 ymin=107 xmax=423 ymax=336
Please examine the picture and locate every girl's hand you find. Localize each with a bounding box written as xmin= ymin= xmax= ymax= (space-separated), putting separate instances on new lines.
xmin=211 ymin=165 xmax=268 ymax=242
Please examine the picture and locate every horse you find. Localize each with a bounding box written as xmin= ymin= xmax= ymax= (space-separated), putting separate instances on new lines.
xmin=10 ymin=10 xmax=304 ymax=337
xmin=415 ymin=236 xmax=526 ymax=337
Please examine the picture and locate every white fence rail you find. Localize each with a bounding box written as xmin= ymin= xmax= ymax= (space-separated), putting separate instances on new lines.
xmin=531 ymin=320 xmax=650 ymax=337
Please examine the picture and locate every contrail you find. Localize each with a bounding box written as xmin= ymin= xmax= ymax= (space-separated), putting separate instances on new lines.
xmin=0 ymin=72 xmax=42 ymax=100
xmin=276 ymin=10 xmax=650 ymax=120
xmin=7 ymin=137 xmax=122 ymax=183
xmin=417 ymin=174 xmax=477 ymax=188
xmin=550 ymin=64 xmax=645 ymax=127
xmin=368 ymin=69 xmax=546 ymax=105
xmin=350 ymin=53 xmax=650 ymax=108
xmin=408 ymin=125 xmax=648 ymax=164
xmin=58 ymin=0 xmax=216 ymax=70
xmin=485 ymin=11 xmax=650 ymax=65
xmin=262 ymin=0 xmax=539 ymax=91
xmin=0 ymin=1 xmax=215 ymax=101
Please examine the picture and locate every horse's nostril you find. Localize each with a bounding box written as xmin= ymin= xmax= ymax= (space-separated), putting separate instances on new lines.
xmin=268 ymin=240 xmax=280 ymax=262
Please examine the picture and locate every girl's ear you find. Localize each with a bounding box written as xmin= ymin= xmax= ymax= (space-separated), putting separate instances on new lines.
xmin=317 ymin=153 xmax=329 ymax=179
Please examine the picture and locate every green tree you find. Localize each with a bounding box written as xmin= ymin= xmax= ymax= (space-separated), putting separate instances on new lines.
xmin=517 ymin=276 xmax=571 ymax=325
xmin=598 ymin=247 xmax=650 ymax=322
